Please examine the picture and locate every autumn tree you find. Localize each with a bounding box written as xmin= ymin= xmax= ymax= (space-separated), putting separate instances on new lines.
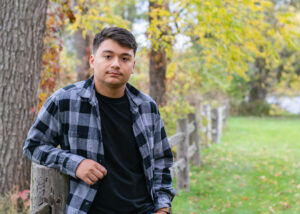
xmin=161 ymin=0 xmax=299 ymax=115
xmin=247 ymin=1 xmax=300 ymax=105
xmin=0 ymin=0 xmax=48 ymax=194
xmin=73 ymin=0 xmax=91 ymax=81
xmin=39 ymin=0 xmax=72 ymax=109
xmin=148 ymin=0 xmax=174 ymax=106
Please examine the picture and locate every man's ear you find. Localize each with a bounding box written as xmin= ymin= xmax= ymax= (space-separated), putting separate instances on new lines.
xmin=89 ymin=55 xmax=95 ymax=69
xmin=131 ymin=60 xmax=136 ymax=73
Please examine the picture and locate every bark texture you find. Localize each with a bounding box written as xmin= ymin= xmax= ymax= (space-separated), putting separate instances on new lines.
xmin=249 ymin=57 xmax=270 ymax=102
xmin=0 ymin=0 xmax=48 ymax=194
xmin=74 ymin=29 xmax=91 ymax=81
xmin=149 ymin=50 xmax=167 ymax=106
xmin=148 ymin=1 xmax=169 ymax=106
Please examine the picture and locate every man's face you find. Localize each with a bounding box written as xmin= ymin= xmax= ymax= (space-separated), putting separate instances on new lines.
xmin=90 ymin=39 xmax=136 ymax=93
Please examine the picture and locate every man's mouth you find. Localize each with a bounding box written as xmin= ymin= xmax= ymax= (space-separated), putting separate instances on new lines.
xmin=107 ymin=71 xmax=122 ymax=76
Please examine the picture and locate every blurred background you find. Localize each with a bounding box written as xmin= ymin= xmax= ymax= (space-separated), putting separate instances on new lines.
xmin=0 ymin=0 xmax=299 ymax=213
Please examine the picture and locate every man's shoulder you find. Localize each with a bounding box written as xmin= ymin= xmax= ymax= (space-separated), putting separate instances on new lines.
xmin=126 ymin=83 xmax=159 ymax=114
xmin=50 ymin=80 xmax=87 ymax=101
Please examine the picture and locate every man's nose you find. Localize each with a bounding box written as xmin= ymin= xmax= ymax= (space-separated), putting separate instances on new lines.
xmin=111 ymin=57 xmax=120 ymax=68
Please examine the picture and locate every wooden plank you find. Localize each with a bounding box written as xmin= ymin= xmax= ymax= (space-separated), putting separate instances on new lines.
xmin=29 ymin=203 xmax=51 ymax=214
xmin=211 ymin=108 xmax=217 ymax=143
xmin=170 ymin=158 xmax=186 ymax=178
xmin=31 ymin=163 xmax=69 ymax=214
xmin=187 ymin=122 xmax=195 ymax=135
xmin=216 ymin=107 xmax=223 ymax=143
xmin=168 ymin=132 xmax=185 ymax=148
xmin=188 ymin=113 xmax=201 ymax=167
xmin=176 ymin=118 xmax=190 ymax=191
xmin=188 ymin=144 xmax=197 ymax=159
xmin=204 ymin=104 xmax=212 ymax=146
xmin=212 ymin=106 xmax=224 ymax=143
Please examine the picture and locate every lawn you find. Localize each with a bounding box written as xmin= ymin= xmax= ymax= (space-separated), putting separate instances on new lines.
xmin=172 ymin=116 xmax=300 ymax=214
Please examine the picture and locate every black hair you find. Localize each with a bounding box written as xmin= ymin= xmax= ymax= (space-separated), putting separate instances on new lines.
xmin=92 ymin=27 xmax=138 ymax=55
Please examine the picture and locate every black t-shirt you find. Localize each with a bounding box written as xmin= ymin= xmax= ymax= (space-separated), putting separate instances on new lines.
xmin=88 ymin=92 xmax=153 ymax=214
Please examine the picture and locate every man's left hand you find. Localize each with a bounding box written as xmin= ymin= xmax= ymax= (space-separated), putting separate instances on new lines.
xmin=154 ymin=207 xmax=169 ymax=214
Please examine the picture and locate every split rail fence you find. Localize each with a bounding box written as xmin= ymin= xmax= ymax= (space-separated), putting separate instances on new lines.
xmin=29 ymin=104 xmax=227 ymax=214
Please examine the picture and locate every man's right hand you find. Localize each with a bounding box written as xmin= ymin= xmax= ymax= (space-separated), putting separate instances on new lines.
xmin=75 ymin=159 xmax=107 ymax=185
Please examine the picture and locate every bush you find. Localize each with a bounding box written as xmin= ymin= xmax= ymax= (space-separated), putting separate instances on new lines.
xmin=0 ymin=190 xmax=30 ymax=214
xmin=232 ymin=100 xmax=271 ymax=116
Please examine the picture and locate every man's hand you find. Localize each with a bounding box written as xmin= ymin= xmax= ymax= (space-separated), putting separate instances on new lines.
xmin=154 ymin=207 xmax=170 ymax=214
xmin=75 ymin=159 xmax=107 ymax=185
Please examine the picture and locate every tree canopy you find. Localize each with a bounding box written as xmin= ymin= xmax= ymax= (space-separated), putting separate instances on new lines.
xmin=41 ymin=0 xmax=300 ymax=116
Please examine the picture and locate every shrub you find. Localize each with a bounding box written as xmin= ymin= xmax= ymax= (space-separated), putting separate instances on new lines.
xmin=231 ymin=100 xmax=271 ymax=116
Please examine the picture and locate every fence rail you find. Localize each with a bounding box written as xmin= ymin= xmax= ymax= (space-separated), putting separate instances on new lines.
xmin=30 ymin=104 xmax=226 ymax=214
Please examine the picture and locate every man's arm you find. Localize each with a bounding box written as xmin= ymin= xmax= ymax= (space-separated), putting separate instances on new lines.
xmin=152 ymin=112 xmax=176 ymax=212
xmin=23 ymin=95 xmax=86 ymax=178
xmin=24 ymin=95 xmax=107 ymax=184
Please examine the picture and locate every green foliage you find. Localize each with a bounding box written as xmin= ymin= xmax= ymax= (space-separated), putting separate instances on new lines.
xmin=231 ymin=100 xmax=271 ymax=116
xmin=170 ymin=0 xmax=300 ymax=104
xmin=159 ymin=100 xmax=195 ymax=136
xmin=269 ymin=104 xmax=293 ymax=116
xmin=172 ymin=116 xmax=300 ymax=213
xmin=43 ymin=0 xmax=300 ymax=115
xmin=148 ymin=0 xmax=175 ymax=55
xmin=65 ymin=0 xmax=130 ymax=38
xmin=128 ymin=47 xmax=150 ymax=93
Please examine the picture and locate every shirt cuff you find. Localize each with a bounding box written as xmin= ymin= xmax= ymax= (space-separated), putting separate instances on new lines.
xmin=154 ymin=193 xmax=172 ymax=212
xmin=63 ymin=154 xmax=85 ymax=178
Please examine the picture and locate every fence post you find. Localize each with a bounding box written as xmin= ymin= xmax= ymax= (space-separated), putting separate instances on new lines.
xmin=203 ymin=104 xmax=212 ymax=147
xmin=30 ymin=163 xmax=69 ymax=214
xmin=212 ymin=106 xmax=225 ymax=144
xmin=198 ymin=104 xmax=205 ymax=147
xmin=216 ymin=106 xmax=224 ymax=143
xmin=188 ymin=113 xmax=201 ymax=167
xmin=176 ymin=118 xmax=190 ymax=192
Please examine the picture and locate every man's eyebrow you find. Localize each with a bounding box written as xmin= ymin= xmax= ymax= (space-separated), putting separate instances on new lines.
xmin=102 ymin=50 xmax=114 ymax=54
xmin=102 ymin=50 xmax=133 ymax=57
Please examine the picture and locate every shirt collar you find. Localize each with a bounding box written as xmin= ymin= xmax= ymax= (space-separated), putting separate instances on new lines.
xmin=77 ymin=75 xmax=143 ymax=109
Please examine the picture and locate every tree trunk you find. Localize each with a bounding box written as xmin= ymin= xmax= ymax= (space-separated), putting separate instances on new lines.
xmin=249 ymin=57 xmax=270 ymax=103
xmin=0 ymin=0 xmax=48 ymax=194
xmin=149 ymin=50 xmax=167 ymax=106
xmin=74 ymin=29 xmax=91 ymax=81
xmin=148 ymin=1 xmax=169 ymax=106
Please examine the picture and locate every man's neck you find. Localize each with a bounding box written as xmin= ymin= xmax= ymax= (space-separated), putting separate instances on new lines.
xmin=95 ymin=83 xmax=126 ymax=98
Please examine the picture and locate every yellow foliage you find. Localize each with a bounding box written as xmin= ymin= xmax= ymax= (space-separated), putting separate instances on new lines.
xmin=166 ymin=62 xmax=176 ymax=79
xmin=66 ymin=0 xmax=130 ymax=36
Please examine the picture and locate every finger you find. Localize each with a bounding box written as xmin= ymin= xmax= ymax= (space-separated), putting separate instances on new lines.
xmin=85 ymin=177 xmax=95 ymax=186
xmin=94 ymin=163 xmax=107 ymax=176
xmin=88 ymin=173 xmax=99 ymax=183
xmin=92 ymin=169 xmax=105 ymax=179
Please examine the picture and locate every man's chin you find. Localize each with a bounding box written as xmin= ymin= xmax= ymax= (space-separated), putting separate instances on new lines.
xmin=105 ymin=82 xmax=126 ymax=89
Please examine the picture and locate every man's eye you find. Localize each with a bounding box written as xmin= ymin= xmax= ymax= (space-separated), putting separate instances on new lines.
xmin=122 ymin=57 xmax=129 ymax=61
xmin=104 ymin=55 xmax=111 ymax=59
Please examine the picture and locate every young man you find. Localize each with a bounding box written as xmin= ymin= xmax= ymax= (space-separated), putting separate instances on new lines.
xmin=23 ymin=27 xmax=175 ymax=214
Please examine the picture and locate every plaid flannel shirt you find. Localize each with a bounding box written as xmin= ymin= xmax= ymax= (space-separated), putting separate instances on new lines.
xmin=23 ymin=76 xmax=175 ymax=214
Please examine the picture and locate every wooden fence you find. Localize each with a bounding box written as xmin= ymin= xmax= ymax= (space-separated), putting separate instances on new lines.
xmin=169 ymin=105 xmax=226 ymax=192
xmin=29 ymin=104 xmax=226 ymax=214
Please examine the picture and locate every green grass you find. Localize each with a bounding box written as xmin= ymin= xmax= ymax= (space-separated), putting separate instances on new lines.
xmin=172 ymin=116 xmax=300 ymax=214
